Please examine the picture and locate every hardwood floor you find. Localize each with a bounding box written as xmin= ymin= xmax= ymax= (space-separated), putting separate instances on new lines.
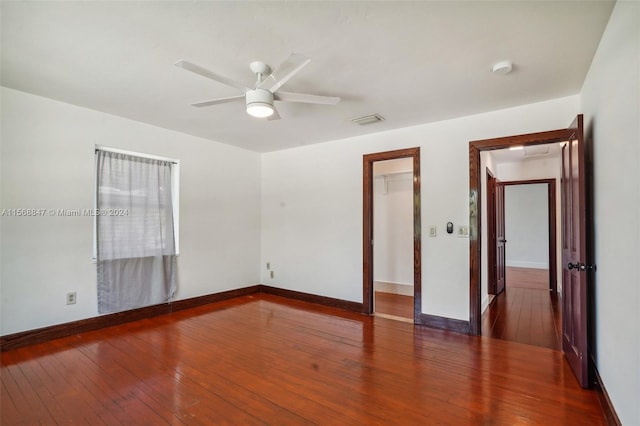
xmin=506 ymin=266 xmax=550 ymax=290
xmin=483 ymin=267 xmax=562 ymax=350
xmin=374 ymin=291 xmax=413 ymax=319
xmin=1 ymin=294 xmax=603 ymax=425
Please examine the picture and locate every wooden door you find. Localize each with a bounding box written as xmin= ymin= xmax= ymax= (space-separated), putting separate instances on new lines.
xmin=495 ymin=182 xmax=506 ymax=295
xmin=561 ymin=115 xmax=589 ymax=388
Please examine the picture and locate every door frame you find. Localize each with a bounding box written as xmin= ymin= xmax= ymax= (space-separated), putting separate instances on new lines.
xmin=469 ymin=129 xmax=572 ymax=335
xmin=495 ymin=181 xmax=507 ymax=295
xmin=501 ymin=179 xmax=558 ymax=293
xmin=486 ymin=168 xmax=497 ymax=295
xmin=363 ymin=147 xmax=421 ymax=321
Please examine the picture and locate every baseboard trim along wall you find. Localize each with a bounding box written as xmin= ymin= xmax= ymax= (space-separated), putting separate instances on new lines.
xmin=592 ymin=356 xmax=622 ymax=426
xmin=0 ymin=285 xmax=261 ymax=352
xmin=505 ymin=261 xmax=549 ymax=269
xmin=3 ymin=284 xmax=470 ymax=351
xmin=417 ymin=313 xmax=470 ymax=334
xmin=374 ymin=281 xmax=414 ymax=296
xmin=259 ymin=285 xmax=363 ymax=313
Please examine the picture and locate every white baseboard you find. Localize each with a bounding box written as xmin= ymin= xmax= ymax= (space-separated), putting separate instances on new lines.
xmin=506 ymin=261 xmax=548 ymax=269
xmin=374 ymin=281 xmax=413 ymax=296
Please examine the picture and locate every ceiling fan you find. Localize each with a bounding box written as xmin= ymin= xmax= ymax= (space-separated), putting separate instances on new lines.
xmin=175 ymin=53 xmax=341 ymax=120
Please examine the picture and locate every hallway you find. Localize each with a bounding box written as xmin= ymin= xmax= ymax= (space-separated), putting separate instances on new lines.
xmin=374 ymin=291 xmax=413 ymax=321
xmin=482 ymin=267 xmax=561 ymax=350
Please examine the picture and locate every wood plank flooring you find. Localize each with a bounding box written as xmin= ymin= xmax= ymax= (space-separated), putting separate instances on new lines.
xmin=483 ymin=267 xmax=562 ymax=350
xmin=374 ymin=291 xmax=413 ymax=319
xmin=1 ymin=294 xmax=603 ymax=425
xmin=506 ymin=266 xmax=550 ymax=290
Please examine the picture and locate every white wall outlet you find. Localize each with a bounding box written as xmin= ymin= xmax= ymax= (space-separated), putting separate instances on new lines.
xmin=266 ymin=262 xmax=271 ymax=270
xmin=457 ymin=226 xmax=469 ymax=237
xmin=66 ymin=292 xmax=77 ymax=305
xmin=270 ymin=270 xmax=275 ymax=279
xmin=429 ymin=226 xmax=437 ymax=237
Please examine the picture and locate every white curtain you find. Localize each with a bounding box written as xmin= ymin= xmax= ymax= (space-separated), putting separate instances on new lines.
xmin=96 ymin=150 xmax=177 ymax=314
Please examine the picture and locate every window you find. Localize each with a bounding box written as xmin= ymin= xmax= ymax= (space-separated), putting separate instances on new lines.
xmin=93 ymin=146 xmax=180 ymax=259
xmin=93 ymin=146 xmax=180 ymax=314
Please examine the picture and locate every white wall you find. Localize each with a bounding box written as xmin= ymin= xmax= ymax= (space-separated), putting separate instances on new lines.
xmin=373 ymin=158 xmax=413 ymax=286
xmin=504 ymin=184 xmax=548 ymax=269
xmin=261 ymin=95 xmax=579 ymax=321
xmin=0 ymin=87 xmax=262 ymax=335
xmin=580 ymin=1 xmax=640 ymax=424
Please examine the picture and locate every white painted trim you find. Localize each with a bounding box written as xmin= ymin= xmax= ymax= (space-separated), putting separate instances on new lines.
xmin=374 ymin=281 xmax=414 ymax=296
xmin=481 ymin=295 xmax=490 ymax=315
xmin=171 ymin=162 xmax=180 ymax=255
xmin=92 ymin=151 xmax=98 ymax=261
xmin=506 ymin=261 xmax=548 ymax=269
xmin=95 ymin=144 xmax=178 ymax=164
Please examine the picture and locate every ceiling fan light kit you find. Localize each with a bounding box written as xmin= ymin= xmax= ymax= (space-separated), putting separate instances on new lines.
xmin=246 ymin=89 xmax=274 ymax=117
xmin=175 ymin=53 xmax=340 ymax=120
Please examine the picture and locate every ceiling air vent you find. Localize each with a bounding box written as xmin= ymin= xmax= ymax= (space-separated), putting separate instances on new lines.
xmin=351 ymin=113 xmax=385 ymax=126
xmin=524 ymin=145 xmax=550 ymax=157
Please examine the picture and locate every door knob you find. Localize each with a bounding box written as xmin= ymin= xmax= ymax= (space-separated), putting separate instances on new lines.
xmin=568 ymin=262 xmax=597 ymax=271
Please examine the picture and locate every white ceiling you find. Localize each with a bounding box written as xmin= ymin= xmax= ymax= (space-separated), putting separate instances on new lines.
xmin=1 ymin=1 xmax=614 ymax=153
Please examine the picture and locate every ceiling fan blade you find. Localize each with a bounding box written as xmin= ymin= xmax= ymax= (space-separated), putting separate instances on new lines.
xmin=258 ymin=53 xmax=311 ymax=92
xmin=267 ymin=106 xmax=281 ymax=121
xmin=175 ymin=60 xmax=249 ymax=92
xmin=191 ymin=95 xmax=245 ymax=108
xmin=274 ymin=91 xmax=341 ymax=105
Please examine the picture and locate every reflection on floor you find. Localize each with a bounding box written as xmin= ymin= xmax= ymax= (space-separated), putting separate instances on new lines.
xmin=482 ymin=267 xmax=561 ymax=350
xmin=374 ymin=291 xmax=413 ymax=320
xmin=0 ymin=293 xmax=605 ymax=424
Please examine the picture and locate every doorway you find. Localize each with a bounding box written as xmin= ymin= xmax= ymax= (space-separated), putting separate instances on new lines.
xmin=488 ymin=178 xmax=558 ymax=294
xmin=363 ymin=148 xmax=421 ymax=322
xmin=372 ymin=158 xmax=414 ymax=321
xmin=503 ymin=180 xmax=558 ymax=293
xmin=483 ymin=178 xmax=561 ymax=349
xmin=468 ymin=115 xmax=591 ymax=388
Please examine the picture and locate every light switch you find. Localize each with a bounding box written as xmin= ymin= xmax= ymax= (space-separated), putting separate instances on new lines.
xmin=457 ymin=226 xmax=469 ymax=237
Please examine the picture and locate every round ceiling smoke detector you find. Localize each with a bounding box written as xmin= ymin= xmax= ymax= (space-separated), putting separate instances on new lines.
xmin=492 ymin=60 xmax=513 ymax=75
